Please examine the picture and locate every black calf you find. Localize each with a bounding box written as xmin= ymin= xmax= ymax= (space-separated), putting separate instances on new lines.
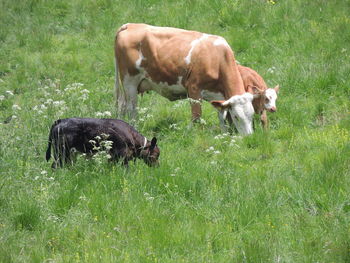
xmin=46 ymin=118 xmax=160 ymax=168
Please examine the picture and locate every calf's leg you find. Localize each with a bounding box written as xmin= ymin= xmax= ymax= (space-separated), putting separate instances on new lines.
xmin=260 ymin=110 xmax=268 ymax=130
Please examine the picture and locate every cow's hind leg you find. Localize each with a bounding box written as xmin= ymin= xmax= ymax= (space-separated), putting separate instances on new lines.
xmin=122 ymin=75 xmax=141 ymax=121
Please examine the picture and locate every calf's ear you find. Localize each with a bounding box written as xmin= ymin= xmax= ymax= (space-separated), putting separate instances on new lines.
xmin=150 ymin=137 xmax=157 ymax=150
xmin=274 ymin=85 xmax=280 ymax=93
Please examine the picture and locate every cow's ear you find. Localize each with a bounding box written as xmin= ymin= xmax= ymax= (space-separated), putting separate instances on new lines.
xmin=210 ymin=100 xmax=230 ymax=110
xmin=274 ymin=85 xmax=280 ymax=93
xmin=150 ymin=137 xmax=157 ymax=151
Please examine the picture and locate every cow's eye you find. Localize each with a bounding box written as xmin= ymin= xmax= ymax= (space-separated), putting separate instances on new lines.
xmin=265 ymin=98 xmax=269 ymax=103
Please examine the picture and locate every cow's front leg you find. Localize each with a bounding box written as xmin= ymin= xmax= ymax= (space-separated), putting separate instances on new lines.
xmin=260 ymin=110 xmax=268 ymax=130
xmin=188 ymin=87 xmax=202 ymax=122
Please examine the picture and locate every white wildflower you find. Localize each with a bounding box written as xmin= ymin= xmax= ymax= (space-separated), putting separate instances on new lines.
xmin=6 ymin=90 xmax=14 ymax=96
xmin=213 ymin=150 xmax=221 ymax=154
xmin=144 ymin=192 xmax=154 ymax=201
xmin=210 ymin=160 xmax=217 ymax=165
xmin=79 ymin=195 xmax=87 ymax=201
xmin=187 ymin=98 xmax=201 ymax=104
xmin=267 ymin=66 xmax=276 ymax=73
xmin=205 ymin=146 xmax=214 ymax=152
xmin=12 ymin=104 xmax=21 ymax=110
xmin=0 ymin=95 xmax=4 ymax=101
xmin=199 ymin=118 xmax=207 ymax=125
xmin=138 ymin=107 xmax=148 ymax=114
xmin=81 ymin=89 xmax=89 ymax=93
xmin=169 ymin=123 xmax=179 ymax=130
xmin=45 ymin=99 xmax=53 ymax=105
xmin=41 ymin=170 xmax=48 ymax=175
xmin=103 ymin=111 xmax=111 ymax=117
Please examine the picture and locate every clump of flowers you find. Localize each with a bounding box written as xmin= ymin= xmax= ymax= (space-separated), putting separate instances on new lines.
xmin=95 ymin=111 xmax=112 ymax=118
xmin=169 ymin=123 xmax=180 ymax=130
xmin=144 ymin=192 xmax=155 ymax=201
xmin=170 ymin=167 xmax=180 ymax=177
xmin=89 ymin=133 xmax=114 ymax=164
xmin=267 ymin=66 xmax=276 ymax=73
xmin=137 ymin=107 xmax=153 ymax=122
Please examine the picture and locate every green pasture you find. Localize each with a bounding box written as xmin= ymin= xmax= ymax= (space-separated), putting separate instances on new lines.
xmin=0 ymin=0 xmax=349 ymax=262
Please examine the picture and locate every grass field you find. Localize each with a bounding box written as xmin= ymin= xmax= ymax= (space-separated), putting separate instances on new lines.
xmin=0 ymin=0 xmax=349 ymax=262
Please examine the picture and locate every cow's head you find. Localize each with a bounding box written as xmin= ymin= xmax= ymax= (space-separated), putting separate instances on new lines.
xmin=251 ymin=85 xmax=279 ymax=112
xmin=211 ymin=93 xmax=255 ymax=135
xmin=140 ymin=137 xmax=160 ymax=167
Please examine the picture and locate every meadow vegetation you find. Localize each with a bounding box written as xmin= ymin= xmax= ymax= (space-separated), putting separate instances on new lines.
xmin=0 ymin=0 xmax=349 ymax=262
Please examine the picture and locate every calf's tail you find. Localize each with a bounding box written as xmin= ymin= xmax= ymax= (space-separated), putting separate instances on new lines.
xmin=46 ymin=120 xmax=60 ymax=161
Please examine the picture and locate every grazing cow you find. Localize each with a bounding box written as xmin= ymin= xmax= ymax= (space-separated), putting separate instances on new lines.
xmin=45 ymin=118 xmax=160 ymax=168
xmin=115 ymin=23 xmax=255 ymax=135
xmin=239 ymin=65 xmax=279 ymax=129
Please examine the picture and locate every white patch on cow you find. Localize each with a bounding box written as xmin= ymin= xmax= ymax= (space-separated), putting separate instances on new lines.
xmin=264 ymin=88 xmax=278 ymax=110
xmin=225 ymin=93 xmax=254 ymax=135
xmin=135 ymin=50 xmax=145 ymax=70
xmin=184 ymin=34 xmax=209 ymax=65
xmin=139 ymin=76 xmax=187 ymax=101
xmin=201 ymin=90 xmax=225 ymax=101
xmin=213 ymin=37 xmax=230 ymax=48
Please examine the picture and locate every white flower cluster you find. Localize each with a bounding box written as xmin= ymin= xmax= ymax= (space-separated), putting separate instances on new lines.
xmin=12 ymin=104 xmax=21 ymax=111
xmin=137 ymin=107 xmax=153 ymax=122
xmin=33 ymin=99 xmax=67 ymax=116
xmin=89 ymin=134 xmax=114 ymax=164
xmin=187 ymin=97 xmax=202 ymax=104
xmin=214 ymin=133 xmax=241 ymax=147
xmin=170 ymin=167 xmax=180 ymax=177
xmin=0 ymin=90 xmax=14 ymax=101
xmin=144 ymin=192 xmax=154 ymax=201
xmin=95 ymin=111 xmax=112 ymax=118
xmin=267 ymin=66 xmax=276 ymax=74
xmin=214 ymin=133 xmax=230 ymax=140
xmin=172 ymin=99 xmax=187 ymax=109
xmin=205 ymin=146 xmax=220 ymax=154
xmin=34 ymin=169 xmax=54 ymax=181
xmin=169 ymin=123 xmax=180 ymax=130
xmin=64 ymin=82 xmax=84 ymax=92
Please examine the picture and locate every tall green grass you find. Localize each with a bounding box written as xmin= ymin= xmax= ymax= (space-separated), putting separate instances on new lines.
xmin=0 ymin=0 xmax=349 ymax=262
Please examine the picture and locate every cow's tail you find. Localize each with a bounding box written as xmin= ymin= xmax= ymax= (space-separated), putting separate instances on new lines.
xmin=46 ymin=120 xmax=60 ymax=161
xmin=115 ymin=24 xmax=128 ymax=117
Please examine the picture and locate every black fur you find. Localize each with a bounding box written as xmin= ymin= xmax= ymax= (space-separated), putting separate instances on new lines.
xmin=45 ymin=118 xmax=160 ymax=168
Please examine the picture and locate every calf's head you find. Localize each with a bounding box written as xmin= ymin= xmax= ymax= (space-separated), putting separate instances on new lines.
xmin=211 ymin=93 xmax=255 ymax=135
xmin=140 ymin=137 xmax=160 ymax=167
xmin=251 ymin=85 xmax=279 ymax=112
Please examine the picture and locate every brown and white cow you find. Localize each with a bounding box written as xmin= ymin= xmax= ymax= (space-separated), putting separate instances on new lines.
xmin=114 ymin=23 xmax=255 ymax=135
